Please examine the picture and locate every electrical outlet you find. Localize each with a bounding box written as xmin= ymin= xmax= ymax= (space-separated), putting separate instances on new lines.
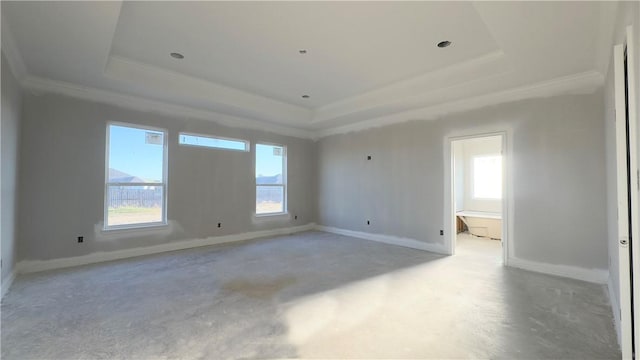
xmin=439 ymin=230 xmax=444 ymax=236
xmin=77 ymin=236 xmax=84 ymax=243
xmin=217 ymin=223 xmax=221 ymax=228
xmin=294 ymin=215 xmax=298 ymax=220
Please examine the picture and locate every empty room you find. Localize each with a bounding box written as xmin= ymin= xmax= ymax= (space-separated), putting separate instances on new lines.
xmin=1 ymin=1 xmax=639 ymax=359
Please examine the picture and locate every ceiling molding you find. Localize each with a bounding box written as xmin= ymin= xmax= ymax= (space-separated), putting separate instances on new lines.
xmin=317 ymin=70 xmax=604 ymax=138
xmin=594 ymin=1 xmax=619 ymax=77
xmin=1 ymin=12 xmax=28 ymax=82
xmin=105 ymin=55 xmax=312 ymax=126
xmin=3 ymin=1 xmax=618 ymax=142
xmin=17 ymin=70 xmax=604 ymax=141
xmin=100 ymin=2 xmax=123 ymax=71
xmin=312 ymin=51 xmax=509 ymax=123
xmin=22 ymin=76 xmax=316 ymax=140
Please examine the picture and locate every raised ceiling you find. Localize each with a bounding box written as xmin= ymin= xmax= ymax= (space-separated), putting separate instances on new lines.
xmin=2 ymin=1 xmax=618 ymax=138
xmin=111 ymin=2 xmax=500 ymax=108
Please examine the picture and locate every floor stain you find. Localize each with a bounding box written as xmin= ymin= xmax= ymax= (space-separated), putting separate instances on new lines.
xmin=222 ymin=276 xmax=296 ymax=299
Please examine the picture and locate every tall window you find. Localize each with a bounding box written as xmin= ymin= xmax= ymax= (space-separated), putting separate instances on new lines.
xmin=105 ymin=123 xmax=167 ymax=229
xmin=472 ymin=155 xmax=502 ymax=199
xmin=255 ymin=143 xmax=286 ymax=215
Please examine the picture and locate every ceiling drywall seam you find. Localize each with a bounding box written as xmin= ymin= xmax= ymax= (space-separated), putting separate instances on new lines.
xmin=20 ymin=70 xmax=602 ymax=141
xmin=105 ymin=55 xmax=313 ymax=125
xmin=1 ymin=9 xmax=315 ymax=140
xmin=317 ymin=70 xmax=604 ymax=138
xmin=99 ymin=1 xmax=123 ymax=72
xmin=1 ymin=13 xmax=28 ymax=82
xmin=594 ymin=1 xmax=620 ymax=79
xmin=22 ymin=76 xmax=316 ymax=140
xmin=311 ymin=56 xmax=513 ymax=127
xmin=312 ymin=50 xmax=508 ymax=123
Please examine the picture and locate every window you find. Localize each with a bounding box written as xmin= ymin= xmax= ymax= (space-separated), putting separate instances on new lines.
xmin=473 ymin=155 xmax=502 ymax=199
xmin=255 ymin=143 xmax=286 ymax=215
xmin=179 ymin=132 xmax=248 ymax=152
xmin=105 ymin=124 xmax=167 ymax=229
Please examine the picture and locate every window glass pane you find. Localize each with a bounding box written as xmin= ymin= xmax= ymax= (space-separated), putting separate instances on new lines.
xmin=473 ymin=155 xmax=502 ymax=199
xmin=179 ymin=133 xmax=247 ymax=151
xmin=256 ymin=144 xmax=283 ymax=185
xmin=108 ymin=125 xmax=164 ymax=182
xmin=107 ymin=185 xmax=163 ymax=226
xmin=256 ymin=186 xmax=284 ymax=214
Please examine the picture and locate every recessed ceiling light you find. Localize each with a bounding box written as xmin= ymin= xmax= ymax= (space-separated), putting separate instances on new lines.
xmin=437 ymin=41 xmax=452 ymax=48
xmin=302 ymin=95 xmax=310 ymax=99
xmin=299 ymin=49 xmax=307 ymax=54
xmin=170 ymin=52 xmax=184 ymax=59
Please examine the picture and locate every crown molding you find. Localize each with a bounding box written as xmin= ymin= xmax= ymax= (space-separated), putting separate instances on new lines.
xmin=15 ymin=68 xmax=603 ymax=142
xmin=22 ymin=76 xmax=316 ymax=139
xmin=312 ymin=51 xmax=509 ymax=124
xmin=18 ymin=70 xmax=604 ymax=141
xmin=105 ymin=55 xmax=312 ymax=125
xmin=1 ymin=13 xmax=28 ymax=82
xmin=316 ymin=70 xmax=604 ymax=138
xmin=594 ymin=1 xmax=619 ymax=78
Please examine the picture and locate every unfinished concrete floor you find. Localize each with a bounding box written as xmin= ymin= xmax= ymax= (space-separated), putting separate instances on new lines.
xmin=2 ymin=231 xmax=620 ymax=359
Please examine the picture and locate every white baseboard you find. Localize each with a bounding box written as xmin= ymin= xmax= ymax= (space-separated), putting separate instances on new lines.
xmin=607 ymin=276 xmax=622 ymax=347
xmin=316 ymin=226 xmax=609 ymax=285
xmin=508 ymin=256 xmax=608 ymax=284
xmin=17 ymin=223 xmax=316 ymax=274
xmin=315 ymin=225 xmax=448 ymax=254
xmin=1 ymin=270 xmax=16 ymax=299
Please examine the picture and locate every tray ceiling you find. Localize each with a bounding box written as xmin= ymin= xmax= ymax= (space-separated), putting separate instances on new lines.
xmin=2 ymin=1 xmax=618 ymax=137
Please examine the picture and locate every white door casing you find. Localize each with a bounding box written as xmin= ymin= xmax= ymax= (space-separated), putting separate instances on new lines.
xmin=613 ymin=41 xmax=634 ymax=359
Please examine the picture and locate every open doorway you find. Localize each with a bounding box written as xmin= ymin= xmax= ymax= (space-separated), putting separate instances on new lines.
xmin=450 ymin=134 xmax=505 ymax=262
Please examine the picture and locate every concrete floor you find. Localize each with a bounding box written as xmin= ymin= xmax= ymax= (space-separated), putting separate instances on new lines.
xmin=2 ymin=231 xmax=620 ymax=359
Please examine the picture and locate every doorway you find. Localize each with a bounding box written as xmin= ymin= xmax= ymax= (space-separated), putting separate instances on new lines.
xmin=445 ymin=133 xmax=508 ymax=264
xmin=612 ymin=25 xmax=639 ymax=357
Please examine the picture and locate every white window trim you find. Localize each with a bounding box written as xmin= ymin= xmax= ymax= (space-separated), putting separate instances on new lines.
xmin=254 ymin=142 xmax=287 ymax=217
xmin=104 ymin=122 xmax=169 ymax=231
xmin=178 ymin=131 xmax=249 ymax=152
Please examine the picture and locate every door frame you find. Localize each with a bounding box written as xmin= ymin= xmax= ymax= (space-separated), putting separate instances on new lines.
xmin=443 ymin=130 xmax=512 ymax=264
xmin=614 ymin=30 xmax=638 ymax=357
xmin=626 ymin=24 xmax=640 ymax=355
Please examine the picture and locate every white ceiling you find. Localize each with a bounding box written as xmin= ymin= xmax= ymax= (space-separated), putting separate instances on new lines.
xmin=1 ymin=1 xmax=618 ymax=138
xmin=111 ymin=2 xmax=499 ymax=108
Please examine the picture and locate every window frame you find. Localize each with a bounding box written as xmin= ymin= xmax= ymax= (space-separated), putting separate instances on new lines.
xmin=104 ymin=122 xmax=169 ymax=231
xmin=255 ymin=142 xmax=287 ymax=216
xmin=471 ymin=153 xmax=502 ymax=200
xmin=178 ymin=132 xmax=249 ymax=152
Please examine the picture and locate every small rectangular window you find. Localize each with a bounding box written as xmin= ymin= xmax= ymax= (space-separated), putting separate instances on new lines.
xmin=179 ymin=133 xmax=248 ymax=152
xmin=473 ymin=155 xmax=502 ymax=199
xmin=105 ymin=124 xmax=167 ymax=229
xmin=256 ymin=143 xmax=286 ymax=215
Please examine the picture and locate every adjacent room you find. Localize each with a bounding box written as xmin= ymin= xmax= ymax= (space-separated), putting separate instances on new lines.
xmin=452 ymin=135 xmax=504 ymax=262
xmin=1 ymin=1 xmax=639 ymax=359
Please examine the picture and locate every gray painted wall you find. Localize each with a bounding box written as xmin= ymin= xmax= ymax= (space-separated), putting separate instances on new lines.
xmin=17 ymin=93 xmax=316 ymax=261
xmin=318 ymin=91 xmax=608 ymax=270
xmin=1 ymin=53 xmax=23 ymax=281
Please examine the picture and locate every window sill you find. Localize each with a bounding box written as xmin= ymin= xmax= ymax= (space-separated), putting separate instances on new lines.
xmin=102 ymin=222 xmax=169 ymax=233
xmin=252 ymin=212 xmax=291 ymax=222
